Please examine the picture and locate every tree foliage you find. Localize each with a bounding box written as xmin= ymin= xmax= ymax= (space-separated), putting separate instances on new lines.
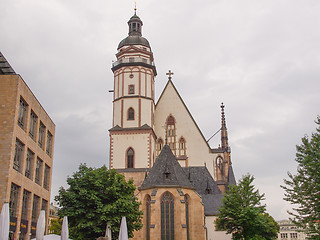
xmin=215 ymin=174 xmax=279 ymax=240
xmin=55 ymin=164 xmax=143 ymax=240
xmin=48 ymin=218 xmax=62 ymax=235
xmin=282 ymin=116 xmax=320 ymax=237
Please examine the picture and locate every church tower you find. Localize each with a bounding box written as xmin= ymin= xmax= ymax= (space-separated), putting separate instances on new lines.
xmin=109 ymin=11 xmax=157 ymax=170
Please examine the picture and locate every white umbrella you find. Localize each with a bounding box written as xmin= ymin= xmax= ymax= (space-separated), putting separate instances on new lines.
xmin=105 ymin=223 xmax=112 ymax=240
xmin=61 ymin=216 xmax=69 ymax=240
xmin=118 ymin=217 xmax=128 ymax=240
xmin=36 ymin=210 xmax=46 ymax=240
xmin=0 ymin=202 xmax=10 ymax=240
xmin=31 ymin=234 xmax=72 ymax=240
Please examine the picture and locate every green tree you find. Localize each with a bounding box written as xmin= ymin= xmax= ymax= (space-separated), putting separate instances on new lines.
xmin=48 ymin=218 xmax=62 ymax=235
xmin=282 ymin=116 xmax=320 ymax=238
xmin=215 ymin=174 xmax=279 ymax=240
xmin=55 ymin=164 xmax=143 ymax=240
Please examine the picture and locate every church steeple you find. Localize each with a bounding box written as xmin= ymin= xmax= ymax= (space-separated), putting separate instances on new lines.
xmin=220 ymin=103 xmax=229 ymax=150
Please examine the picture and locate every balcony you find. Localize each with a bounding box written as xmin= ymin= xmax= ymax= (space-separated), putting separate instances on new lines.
xmin=111 ymin=57 xmax=157 ymax=76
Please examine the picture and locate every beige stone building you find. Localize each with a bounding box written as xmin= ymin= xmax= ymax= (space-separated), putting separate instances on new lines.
xmin=110 ymin=12 xmax=235 ymax=240
xmin=0 ymin=52 xmax=55 ymax=239
xmin=277 ymin=220 xmax=308 ymax=240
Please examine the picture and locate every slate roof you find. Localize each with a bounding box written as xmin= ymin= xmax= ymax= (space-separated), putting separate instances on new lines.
xmin=228 ymin=165 xmax=236 ymax=186
xmin=139 ymin=145 xmax=194 ymax=190
xmin=0 ymin=51 xmax=16 ymax=75
xmin=183 ymin=166 xmax=224 ymax=216
xmin=109 ymin=124 xmax=153 ymax=132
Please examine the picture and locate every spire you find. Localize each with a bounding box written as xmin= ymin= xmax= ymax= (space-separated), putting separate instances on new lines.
xmin=220 ymin=103 xmax=229 ymax=149
xmin=127 ymin=8 xmax=143 ymax=36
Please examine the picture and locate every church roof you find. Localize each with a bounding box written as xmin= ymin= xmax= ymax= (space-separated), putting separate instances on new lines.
xmin=227 ymin=165 xmax=236 ymax=186
xmin=0 ymin=51 xmax=16 ymax=75
xmin=109 ymin=124 xmax=153 ymax=131
xmin=139 ymin=145 xmax=194 ymax=190
xmin=183 ymin=166 xmax=223 ymax=216
xmin=118 ymin=35 xmax=150 ymax=49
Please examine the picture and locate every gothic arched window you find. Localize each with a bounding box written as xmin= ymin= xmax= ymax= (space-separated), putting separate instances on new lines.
xmin=127 ymin=148 xmax=134 ymax=168
xmin=216 ymin=156 xmax=223 ymax=174
xmin=128 ymin=108 xmax=134 ymax=120
xmin=156 ymin=138 xmax=164 ymax=157
xmin=161 ymin=192 xmax=174 ymax=240
xmin=179 ymin=137 xmax=186 ymax=156
xmin=185 ymin=195 xmax=190 ymax=240
xmin=146 ymin=195 xmax=151 ymax=240
xmin=166 ymin=115 xmax=176 ymax=155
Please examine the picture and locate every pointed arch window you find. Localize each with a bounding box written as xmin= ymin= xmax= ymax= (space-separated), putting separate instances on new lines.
xmin=179 ymin=137 xmax=186 ymax=156
xmin=127 ymin=148 xmax=134 ymax=168
xmin=156 ymin=138 xmax=164 ymax=157
xmin=185 ymin=195 xmax=190 ymax=240
xmin=161 ymin=192 xmax=174 ymax=240
xmin=166 ymin=115 xmax=176 ymax=155
xmin=146 ymin=195 xmax=151 ymax=240
xmin=128 ymin=107 xmax=135 ymax=120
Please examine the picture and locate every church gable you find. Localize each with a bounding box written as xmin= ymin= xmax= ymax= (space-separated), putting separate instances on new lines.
xmin=154 ymin=80 xmax=214 ymax=170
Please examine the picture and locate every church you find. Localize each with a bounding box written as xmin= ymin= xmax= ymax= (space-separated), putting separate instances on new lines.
xmin=109 ymin=11 xmax=236 ymax=240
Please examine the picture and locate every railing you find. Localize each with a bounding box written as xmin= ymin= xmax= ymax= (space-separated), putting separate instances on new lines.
xmin=112 ymin=57 xmax=155 ymax=67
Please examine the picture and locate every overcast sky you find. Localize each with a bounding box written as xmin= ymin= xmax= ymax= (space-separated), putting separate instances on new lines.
xmin=1 ymin=0 xmax=319 ymax=221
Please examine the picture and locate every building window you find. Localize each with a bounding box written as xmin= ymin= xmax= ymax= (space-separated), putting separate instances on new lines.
xmin=179 ymin=137 xmax=186 ymax=156
xmin=43 ymin=164 xmax=50 ymax=190
xmin=18 ymin=97 xmax=28 ymax=130
xmin=146 ymin=195 xmax=151 ymax=240
xmin=46 ymin=131 xmax=53 ymax=156
xmin=128 ymin=108 xmax=134 ymax=120
xmin=290 ymin=233 xmax=297 ymax=238
xmin=21 ymin=190 xmax=30 ymax=220
xmin=161 ymin=192 xmax=174 ymax=240
xmin=280 ymin=233 xmax=288 ymax=239
xmin=38 ymin=121 xmax=46 ymax=149
xmin=29 ymin=110 xmax=38 ymax=140
xmin=216 ymin=156 xmax=223 ymax=174
xmin=156 ymin=138 xmax=164 ymax=157
xmin=41 ymin=199 xmax=48 ymax=213
xmin=14 ymin=139 xmax=24 ymax=172
xmin=185 ymin=195 xmax=190 ymax=240
xmin=166 ymin=115 xmax=176 ymax=155
xmin=9 ymin=183 xmax=20 ymax=217
xmin=32 ymin=195 xmax=40 ymax=222
xmin=129 ymin=57 xmax=134 ymax=63
xmin=127 ymin=148 xmax=134 ymax=168
xmin=25 ymin=149 xmax=34 ymax=179
xmin=35 ymin=158 xmax=43 ymax=185
xmin=128 ymin=85 xmax=135 ymax=94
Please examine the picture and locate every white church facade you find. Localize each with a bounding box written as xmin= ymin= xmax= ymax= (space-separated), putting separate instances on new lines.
xmin=109 ymin=11 xmax=235 ymax=240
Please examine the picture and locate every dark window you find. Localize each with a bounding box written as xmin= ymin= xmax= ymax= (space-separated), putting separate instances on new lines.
xmin=128 ymin=85 xmax=134 ymax=94
xmin=29 ymin=110 xmax=38 ymax=140
xmin=127 ymin=148 xmax=134 ymax=168
xmin=18 ymin=97 xmax=28 ymax=129
xmin=21 ymin=190 xmax=30 ymax=219
xmin=41 ymin=199 xmax=48 ymax=212
xmin=43 ymin=164 xmax=50 ymax=190
xmin=35 ymin=158 xmax=43 ymax=185
xmin=14 ymin=139 xmax=24 ymax=172
xmin=9 ymin=183 xmax=20 ymax=217
xmin=128 ymin=108 xmax=134 ymax=120
xmin=185 ymin=195 xmax=190 ymax=240
xmin=167 ymin=116 xmax=175 ymax=125
xmin=38 ymin=122 xmax=46 ymax=149
xmin=129 ymin=57 xmax=134 ymax=63
xmin=161 ymin=192 xmax=174 ymax=240
xmin=46 ymin=131 xmax=53 ymax=156
xmin=32 ymin=195 xmax=40 ymax=222
xmin=146 ymin=195 xmax=151 ymax=240
xmin=25 ymin=149 xmax=34 ymax=179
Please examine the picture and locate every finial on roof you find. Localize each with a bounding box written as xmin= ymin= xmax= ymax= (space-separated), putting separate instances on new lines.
xmin=220 ymin=102 xmax=229 ymax=149
xmin=166 ymin=70 xmax=174 ymax=81
xmin=134 ymin=2 xmax=137 ymax=14
xmin=205 ymin=178 xmax=211 ymax=194
xmin=163 ymin=162 xmax=170 ymax=179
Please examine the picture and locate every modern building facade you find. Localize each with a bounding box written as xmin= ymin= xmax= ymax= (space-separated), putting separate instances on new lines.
xmin=0 ymin=52 xmax=55 ymax=240
xmin=110 ymin=11 xmax=235 ymax=240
